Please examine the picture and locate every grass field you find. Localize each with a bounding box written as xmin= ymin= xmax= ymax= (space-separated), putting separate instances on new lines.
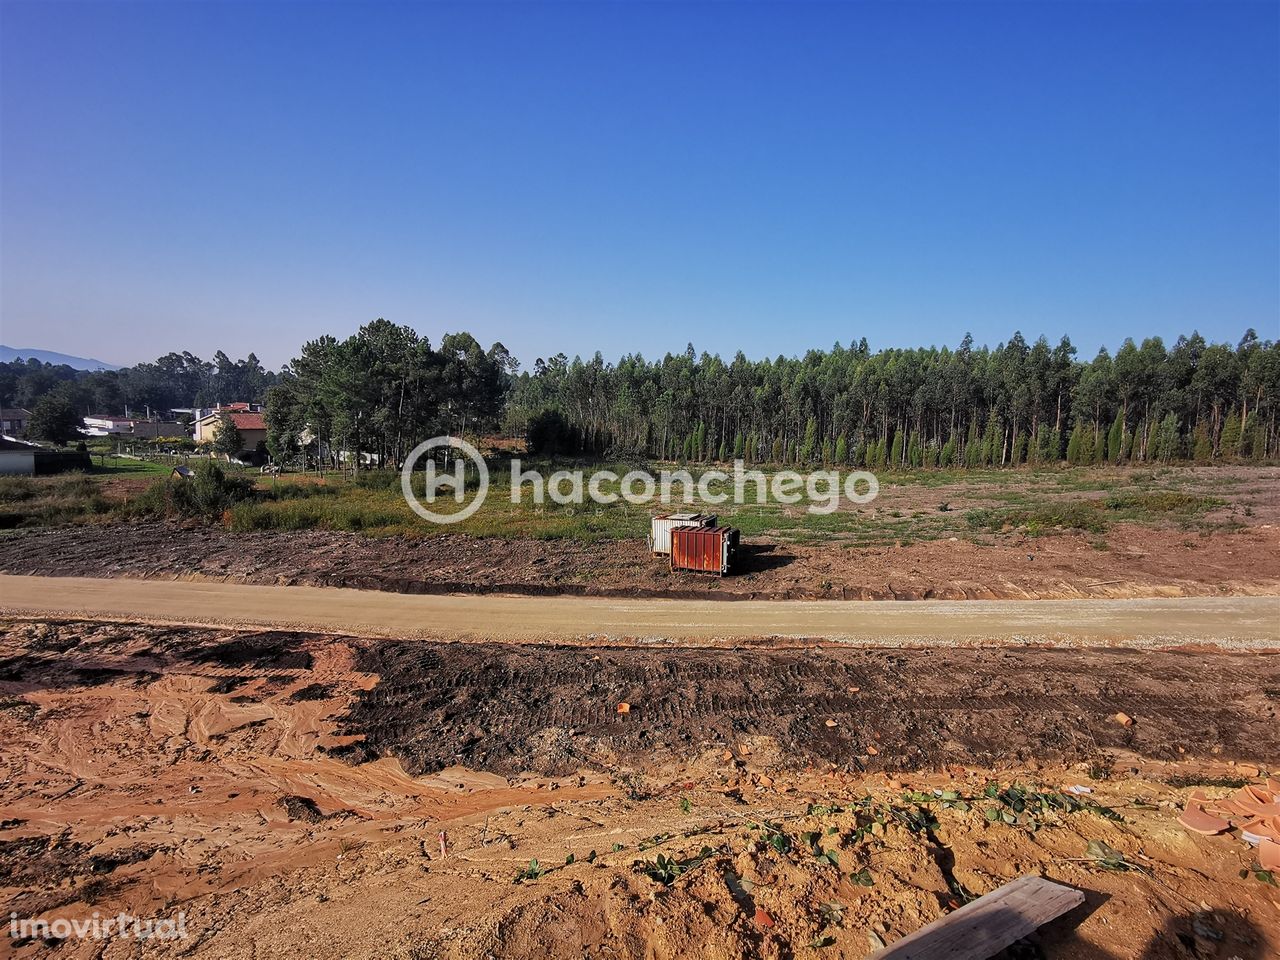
xmin=0 ymin=457 xmax=1260 ymax=542
xmin=227 ymin=460 xmax=1245 ymax=544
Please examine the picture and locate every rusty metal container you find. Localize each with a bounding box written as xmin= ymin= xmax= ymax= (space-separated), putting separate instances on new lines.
xmin=649 ymin=512 xmax=717 ymax=555
xmin=670 ymin=525 xmax=739 ymax=576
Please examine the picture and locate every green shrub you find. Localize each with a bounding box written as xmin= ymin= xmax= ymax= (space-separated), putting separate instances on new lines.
xmin=0 ymin=474 xmax=109 ymax=528
xmin=1103 ymin=491 xmax=1222 ymax=513
xmin=131 ymin=461 xmax=255 ymax=521
xmin=966 ymin=502 xmax=1108 ymax=534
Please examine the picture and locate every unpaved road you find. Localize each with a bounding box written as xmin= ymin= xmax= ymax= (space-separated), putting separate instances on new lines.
xmin=1 ymin=574 xmax=1276 ymax=646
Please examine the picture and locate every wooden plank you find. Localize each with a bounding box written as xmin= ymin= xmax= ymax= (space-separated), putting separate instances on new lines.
xmin=867 ymin=875 xmax=1085 ymax=960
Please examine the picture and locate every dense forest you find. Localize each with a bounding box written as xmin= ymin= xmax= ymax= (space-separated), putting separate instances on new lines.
xmin=0 ymin=350 xmax=278 ymax=416
xmin=4 ymin=324 xmax=1278 ymax=467
xmin=263 ymin=320 xmax=514 ymax=468
xmin=505 ymin=330 xmax=1280 ymax=467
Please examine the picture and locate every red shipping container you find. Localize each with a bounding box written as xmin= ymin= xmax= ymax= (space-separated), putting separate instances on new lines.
xmin=670 ymin=526 xmax=739 ymax=576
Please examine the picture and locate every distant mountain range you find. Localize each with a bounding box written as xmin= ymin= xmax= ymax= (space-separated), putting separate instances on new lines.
xmin=0 ymin=345 xmax=121 ymax=371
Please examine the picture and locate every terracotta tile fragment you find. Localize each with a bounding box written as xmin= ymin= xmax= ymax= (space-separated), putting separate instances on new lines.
xmin=1177 ymin=805 xmax=1230 ymax=835
xmin=1259 ymin=838 xmax=1280 ymax=872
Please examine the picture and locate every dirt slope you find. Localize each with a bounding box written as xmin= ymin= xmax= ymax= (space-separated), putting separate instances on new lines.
xmin=1 ymin=520 xmax=1277 ymax=600
xmin=2 ymin=620 xmax=1278 ymax=959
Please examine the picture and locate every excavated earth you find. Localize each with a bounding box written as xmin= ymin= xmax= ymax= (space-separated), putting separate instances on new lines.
xmin=1 ymin=520 xmax=1278 ymax=600
xmin=2 ymin=619 xmax=1279 ymax=958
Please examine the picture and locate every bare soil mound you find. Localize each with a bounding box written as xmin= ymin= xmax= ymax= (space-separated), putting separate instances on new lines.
xmin=1 ymin=520 xmax=1277 ymax=600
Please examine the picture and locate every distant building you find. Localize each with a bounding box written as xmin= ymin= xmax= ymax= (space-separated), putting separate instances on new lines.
xmin=0 ymin=436 xmax=90 ymax=476
xmin=193 ymin=410 xmax=268 ymax=460
xmin=0 ymin=436 xmax=36 ymax=475
xmin=0 ymin=407 xmax=32 ymax=438
xmin=83 ymin=415 xmax=135 ymax=436
xmin=82 ymin=416 xmax=184 ymax=439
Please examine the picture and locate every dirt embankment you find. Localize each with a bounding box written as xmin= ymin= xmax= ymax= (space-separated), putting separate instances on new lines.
xmin=2 ymin=620 xmax=1279 ymax=958
xmin=1 ymin=521 xmax=1278 ymax=600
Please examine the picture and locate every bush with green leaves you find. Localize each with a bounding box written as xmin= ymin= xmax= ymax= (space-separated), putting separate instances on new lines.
xmin=133 ymin=460 xmax=255 ymax=521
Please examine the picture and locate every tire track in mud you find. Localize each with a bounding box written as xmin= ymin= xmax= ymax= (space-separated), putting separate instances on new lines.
xmin=334 ymin=641 xmax=1280 ymax=776
xmin=2 ymin=620 xmax=1276 ymax=781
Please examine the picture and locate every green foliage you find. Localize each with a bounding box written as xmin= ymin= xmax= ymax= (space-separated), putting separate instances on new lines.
xmin=212 ymin=413 xmax=244 ymax=459
xmin=980 ymin=782 xmax=1122 ymax=832
xmin=514 ymin=859 xmax=544 ymax=882
xmin=1103 ymin=491 xmax=1221 ymax=514
xmin=526 ymin=408 xmax=577 ymax=456
xmin=799 ymin=416 xmax=819 ymax=464
xmin=132 ymin=460 xmax=255 ymax=522
xmin=1059 ymin=427 xmax=1080 ymax=463
xmin=1193 ymin=422 xmax=1213 ymax=463
xmin=26 ymin=391 xmax=82 ymax=445
xmin=1106 ymin=411 xmax=1125 ymax=463
xmin=1083 ymin=839 xmax=1135 ymax=872
xmin=889 ymin=430 xmax=904 ymax=468
xmin=0 ymin=474 xmax=109 ymax=528
xmin=642 ymin=846 xmax=715 ymax=886
xmin=966 ymin=502 xmax=1108 ymax=534
xmin=1220 ymin=408 xmax=1242 ymax=459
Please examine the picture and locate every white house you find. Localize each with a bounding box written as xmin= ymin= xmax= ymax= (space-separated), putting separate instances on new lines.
xmin=0 ymin=437 xmax=37 ymax=475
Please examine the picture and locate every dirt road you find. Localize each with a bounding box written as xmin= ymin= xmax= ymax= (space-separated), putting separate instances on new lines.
xmin=2 ymin=574 xmax=1276 ymax=646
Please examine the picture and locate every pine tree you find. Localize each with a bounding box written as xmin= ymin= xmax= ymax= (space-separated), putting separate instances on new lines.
xmin=1107 ymin=411 xmax=1124 ymax=463
xmin=1219 ymin=408 xmax=1242 ymax=460
xmin=1066 ymin=426 xmax=1082 ymax=464
xmin=1153 ymin=413 xmax=1180 ymax=462
xmin=1192 ymin=422 xmax=1212 ymax=463
xmin=1078 ymin=424 xmax=1096 ymax=465
xmin=834 ymin=433 xmax=848 ymax=465
xmin=1012 ymin=432 xmax=1027 ymax=465
xmin=799 ymin=417 xmax=818 ymax=464
xmin=889 ymin=430 xmax=904 ymax=468
xmin=771 ymin=437 xmax=784 ymax=463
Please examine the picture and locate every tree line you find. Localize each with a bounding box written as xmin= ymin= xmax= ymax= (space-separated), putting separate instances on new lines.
xmin=263 ymin=319 xmax=514 ymax=468
xmin=7 ymin=324 xmax=1278 ymax=468
xmin=505 ymin=330 xmax=1280 ymax=467
xmin=0 ymin=351 xmax=278 ymax=418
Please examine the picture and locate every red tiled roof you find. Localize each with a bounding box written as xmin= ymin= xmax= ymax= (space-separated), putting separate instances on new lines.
xmin=200 ymin=412 xmax=265 ymax=430
xmin=226 ymin=413 xmax=266 ymax=430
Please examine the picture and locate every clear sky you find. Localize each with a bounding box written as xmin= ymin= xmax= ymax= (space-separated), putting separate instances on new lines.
xmin=1 ymin=1 xmax=1276 ymax=371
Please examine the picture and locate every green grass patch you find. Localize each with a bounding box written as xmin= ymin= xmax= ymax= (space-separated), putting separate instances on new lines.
xmin=965 ymin=501 xmax=1108 ymax=535
xmin=0 ymin=474 xmax=112 ymax=528
xmin=1102 ymin=491 xmax=1223 ymax=513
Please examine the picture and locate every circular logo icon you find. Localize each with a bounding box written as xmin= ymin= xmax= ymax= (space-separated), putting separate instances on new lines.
xmin=401 ymin=436 xmax=489 ymax=524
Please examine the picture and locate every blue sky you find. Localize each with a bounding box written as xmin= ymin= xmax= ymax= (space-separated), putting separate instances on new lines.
xmin=1 ymin=0 xmax=1276 ymax=370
